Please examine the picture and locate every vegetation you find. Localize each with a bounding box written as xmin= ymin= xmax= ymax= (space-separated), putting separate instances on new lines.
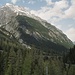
xmin=0 ymin=5 xmax=74 ymax=75
xmin=15 ymin=15 xmax=70 ymax=54
xmin=0 ymin=29 xmax=75 ymax=75
xmin=63 ymin=45 xmax=75 ymax=64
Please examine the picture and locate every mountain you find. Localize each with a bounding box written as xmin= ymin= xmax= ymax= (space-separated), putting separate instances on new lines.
xmin=0 ymin=3 xmax=73 ymax=53
xmin=73 ymin=42 xmax=75 ymax=44
xmin=0 ymin=27 xmax=20 ymax=45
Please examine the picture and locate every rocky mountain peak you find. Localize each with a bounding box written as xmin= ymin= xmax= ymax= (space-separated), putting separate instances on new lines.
xmin=0 ymin=3 xmax=74 ymax=52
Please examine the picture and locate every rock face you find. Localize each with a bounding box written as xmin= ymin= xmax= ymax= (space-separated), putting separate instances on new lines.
xmin=0 ymin=3 xmax=73 ymax=53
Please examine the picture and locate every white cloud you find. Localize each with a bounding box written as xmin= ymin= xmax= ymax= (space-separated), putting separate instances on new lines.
xmin=28 ymin=0 xmax=35 ymax=4
xmin=64 ymin=0 xmax=75 ymax=19
xmin=11 ymin=0 xmax=17 ymax=4
xmin=71 ymin=0 xmax=75 ymax=5
xmin=45 ymin=0 xmax=54 ymax=5
xmin=54 ymin=0 xmax=69 ymax=9
xmin=31 ymin=0 xmax=69 ymax=23
xmin=65 ymin=28 xmax=75 ymax=41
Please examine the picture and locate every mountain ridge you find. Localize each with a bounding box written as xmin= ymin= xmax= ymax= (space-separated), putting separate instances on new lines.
xmin=0 ymin=3 xmax=73 ymax=53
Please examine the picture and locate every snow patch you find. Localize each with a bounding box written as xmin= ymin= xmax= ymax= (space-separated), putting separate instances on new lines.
xmin=6 ymin=3 xmax=12 ymax=6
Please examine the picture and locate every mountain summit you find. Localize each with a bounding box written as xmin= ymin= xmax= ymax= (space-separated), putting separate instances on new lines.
xmin=0 ymin=3 xmax=73 ymax=53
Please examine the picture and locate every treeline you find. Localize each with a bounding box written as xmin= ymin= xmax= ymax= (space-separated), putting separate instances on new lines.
xmin=63 ymin=45 xmax=75 ymax=64
xmin=0 ymin=37 xmax=64 ymax=75
xmin=0 ymin=36 xmax=45 ymax=75
xmin=62 ymin=45 xmax=75 ymax=75
xmin=0 ymin=33 xmax=75 ymax=75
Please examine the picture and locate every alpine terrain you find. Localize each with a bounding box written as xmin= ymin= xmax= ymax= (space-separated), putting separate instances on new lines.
xmin=0 ymin=3 xmax=75 ymax=75
xmin=0 ymin=3 xmax=73 ymax=53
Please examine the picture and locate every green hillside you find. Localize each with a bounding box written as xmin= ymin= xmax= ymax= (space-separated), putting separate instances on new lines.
xmin=0 ymin=29 xmax=75 ymax=75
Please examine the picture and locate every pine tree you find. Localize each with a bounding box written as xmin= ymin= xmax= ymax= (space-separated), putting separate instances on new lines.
xmin=16 ymin=49 xmax=23 ymax=75
xmin=6 ymin=47 xmax=16 ymax=75
xmin=22 ymin=50 xmax=33 ymax=75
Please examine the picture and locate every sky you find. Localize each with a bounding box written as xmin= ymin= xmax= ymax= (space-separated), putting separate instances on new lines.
xmin=0 ymin=0 xmax=75 ymax=42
